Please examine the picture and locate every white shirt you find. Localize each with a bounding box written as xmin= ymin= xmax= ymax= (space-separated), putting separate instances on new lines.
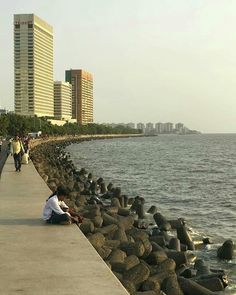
xmin=42 ymin=195 xmax=69 ymax=221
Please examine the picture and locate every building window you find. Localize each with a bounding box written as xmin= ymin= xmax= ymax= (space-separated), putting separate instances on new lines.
xmin=15 ymin=24 xmax=20 ymax=29
xmin=28 ymin=24 xmax=33 ymax=29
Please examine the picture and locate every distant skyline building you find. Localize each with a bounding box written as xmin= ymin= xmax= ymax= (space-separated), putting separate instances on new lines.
xmin=155 ymin=122 xmax=164 ymax=133
xmin=14 ymin=14 xmax=54 ymax=117
xmin=175 ymin=122 xmax=184 ymax=131
xmin=146 ymin=122 xmax=154 ymax=132
xmin=137 ymin=123 xmax=145 ymax=131
xmin=164 ymin=122 xmax=173 ymax=133
xmin=54 ymin=81 xmax=72 ymax=120
xmin=65 ymin=69 xmax=93 ymax=125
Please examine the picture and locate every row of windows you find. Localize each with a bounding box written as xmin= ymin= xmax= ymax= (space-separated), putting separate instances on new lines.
xmin=15 ymin=24 xmax=33 ymax=29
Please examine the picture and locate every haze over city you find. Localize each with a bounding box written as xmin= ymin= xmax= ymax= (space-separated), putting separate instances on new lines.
xmin=1 ymin=0 xmax=236 ymax=133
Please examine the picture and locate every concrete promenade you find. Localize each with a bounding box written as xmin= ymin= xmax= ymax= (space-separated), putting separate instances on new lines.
xmin=0 ymin=156 xmax=129 ymax=295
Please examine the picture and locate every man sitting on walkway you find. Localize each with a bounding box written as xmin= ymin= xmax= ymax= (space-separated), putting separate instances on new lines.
xmin=43 ymin=186 xmax=83 ymax=225
xmin=43 ymin=186 xmax=72 ymax=225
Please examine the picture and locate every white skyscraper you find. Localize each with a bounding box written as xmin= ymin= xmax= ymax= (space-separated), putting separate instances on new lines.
xmin=14 ymin=14 xmax=54 ymax=117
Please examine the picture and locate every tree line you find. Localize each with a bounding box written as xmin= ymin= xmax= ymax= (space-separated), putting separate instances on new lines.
xmin=0 ymin=113 xmax=142 ymax=137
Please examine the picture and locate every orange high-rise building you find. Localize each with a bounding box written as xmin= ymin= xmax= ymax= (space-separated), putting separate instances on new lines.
xmin=65 ymin=69 xmax=93 ymax=124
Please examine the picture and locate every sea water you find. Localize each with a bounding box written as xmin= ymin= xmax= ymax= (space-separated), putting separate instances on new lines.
xmin=66 ymin=134 xmax=236 ymax=293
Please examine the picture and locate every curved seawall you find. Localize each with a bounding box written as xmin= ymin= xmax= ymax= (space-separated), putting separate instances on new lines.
xmin=29 ymin=134 xmax=233 ymax=294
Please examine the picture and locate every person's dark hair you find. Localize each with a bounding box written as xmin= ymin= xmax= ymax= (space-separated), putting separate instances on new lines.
xmin=56 ymin=186 xmax=68 ymax=197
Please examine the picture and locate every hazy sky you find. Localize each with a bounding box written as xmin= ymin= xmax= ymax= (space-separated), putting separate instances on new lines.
xmin=1 ymin=0 xmax=236 ymax=133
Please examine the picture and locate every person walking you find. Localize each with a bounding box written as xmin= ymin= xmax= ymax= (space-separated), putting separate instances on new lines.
xmin=10 ymin=135 xmax=24 ymax=172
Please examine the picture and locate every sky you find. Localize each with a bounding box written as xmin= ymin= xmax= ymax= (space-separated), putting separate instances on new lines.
xmin=1 ymin=0 xmax=236 ymax=133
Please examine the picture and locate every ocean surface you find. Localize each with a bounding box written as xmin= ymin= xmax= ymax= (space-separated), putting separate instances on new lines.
xmin=66 ymin=134 xmax=236 ymax=293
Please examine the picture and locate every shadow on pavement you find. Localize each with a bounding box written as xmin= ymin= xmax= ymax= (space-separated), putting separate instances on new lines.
xmin=0 ymin=218 xmax=45 ymax=226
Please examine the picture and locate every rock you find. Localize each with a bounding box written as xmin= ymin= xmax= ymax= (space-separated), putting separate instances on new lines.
xmin=47 ymin=181 xmax=57 ymax=192
xmin=178 ymin=277 xmax=217 ymax=295
xmin=145 ymin=269 xmax=175 ymax=287
xmin=147 ymin=205 xmax=158 ymax=215
xmin=128 ymin=197 xmax=135 ymax=205
xmin=42 ymin=174 xmax=48 ymax=182
xmin=113 ymin=228 xmax=128 ymax=242
xmin=152 ymin=258 xmax=176 ymax=276
xmin=95 ymin=224 xmax=118 ymax=237
xmin=133 ymin=219 xmax=149 ymax=229
xmin=102 ymin=212 xmax=119 ymax=226
xmin=142 ymin=278 xmax=160 ymax=292
xmin=141 ymin=239 xmax=153 ymax=259
xmin=117 ymin=215 xmax=135 ymax=230
xmin=83 ymin=208 xmax=101 ymax=219
xmin=123 ymin=195 xmax=128 ymax=207
xmin=113 ymin=187 xmax=122 ymax=198
xmin=169 ymin=238 xmax=181 ymax=252
xmin=123 ymin=262 xmax=150 ymax=289
xmin=135 ymin=291 xmax=159 ymax=295
xmin=146 ymin=251 xmax=168 ymax=265
xmin=149 ymin=236 xmax=166 ymax=247
xmin=165 ymin=251 xmax=188 ymax=268
xmin=127 ymin=228 xmax=149 ymax=242
xmin=113 ymin=271 xmax=123 ymax=281
xmin=120 ymin=241 xmax=145 ymax=257
xmin=121 ymin=279 xmax=136 ymax=294
xmin=118 ymin=195 xmax=125 ymax=208
xmin=111 ymin=262 xmax=126 ymax=273
xmin=108 ymin=249 xmax=127 ymax=264
xmin=92 ymin=215 xmax=103 ymax=228
xmin=130 ymin=196 xmax=141 ymax=211
xmin=104 ymin=239 xmax=120 ymax=250
xmin=118 ymin=207 xmax=130 ymax=216
xmin=95 ymin=245 xmax=112 ymax=259
xmin=136 ymin=204 xmax=145 ymax=219
xmin=177 ymin=225 xmax=195 ymax=251
xmin=150 ymin=241 xmax=165 ymax=252
xmin=80 ymin=221 xmax=95 ymax=234
xmin=68 ymin=191 xmax=78 ymax=200
xmin=168 ymin=219 xmax=185 ymax=229
xmin=195 ymin=277 xmax=225 ymax=292
xmin=88 ymin=232 xmax=105 ymax=248
xmin=111 ymin=197 xmax=121 ymax=208
xmin=123 ymin=255 xmax=140 ymax=271
xmin=217 ymin=239 xmax=234 ymax=260
xmin=162 ymin=274 xmax=184 ymax=295
xmin=105 ymin=206 xmax=119 ymax=215
xmin=194 ymin=259 xmax=211 ymax=276
xmin=75 ymin=195 xmax=87 ymax=206
xmin=153 ymin=213 xmax=171 ymax=231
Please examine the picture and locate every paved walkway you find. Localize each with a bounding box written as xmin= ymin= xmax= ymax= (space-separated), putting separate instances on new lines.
xmin=0 ymin=157 xmax=129 ymax=295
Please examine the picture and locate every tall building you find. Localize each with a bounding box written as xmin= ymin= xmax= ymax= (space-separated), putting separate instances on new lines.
xmin=155 ymin=122 xmax=164 ymax=134
xmin=54 ymin=81 xmax=72 ymax=120
xmin=14 ymin=14 xmax=54 ymax=117
xmin=146 ymin=122 xmax=154 ymax=131
xmin=175 ymin=122 xmax=184 ymax=131
xmin=137 ymin=123 xmax=145 ymax=132
xmin=164 ymin=122 xmax=174 ymax=133
xmin=65 ymin=69 xmax=93 ymax=124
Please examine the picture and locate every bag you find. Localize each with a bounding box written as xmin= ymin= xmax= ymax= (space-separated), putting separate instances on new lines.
xmin=21 ymin=153 xmax=29 ymax=164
